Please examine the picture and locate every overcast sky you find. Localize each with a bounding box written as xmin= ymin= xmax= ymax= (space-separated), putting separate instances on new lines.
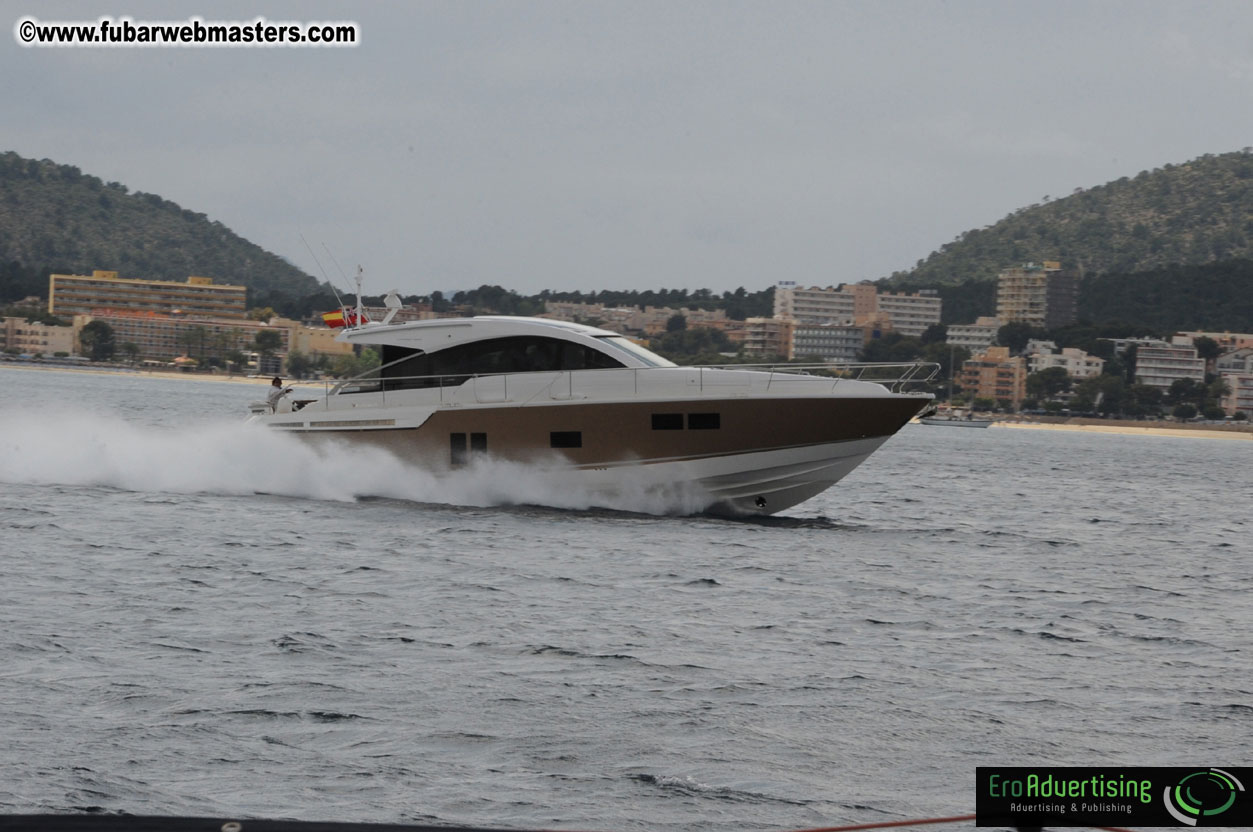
xmin=6 ymin=1 xmax=1253 ymax=298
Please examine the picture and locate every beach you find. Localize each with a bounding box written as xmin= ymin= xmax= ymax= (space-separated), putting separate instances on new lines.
xmin=991 ymin=418 xmax=1253 ymax=441
xmin=1 ymin=360 xmax=328 ymax=392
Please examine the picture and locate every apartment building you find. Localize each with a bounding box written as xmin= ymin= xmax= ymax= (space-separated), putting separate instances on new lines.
xmin=49 ymin=270 xmax=247 ymax=319
xmin=0 ymin=317 xmax=76 ymax=355
xmin=1177 ymin=331 xmax=1253 ymax=352
xmin=1027 ymin=346 xmax=1105 ymax=379
xmin=773 ymin=283 xmax=858 ymax=323
xmin=995 ymin=261 xmax=1078 ymax=329
xmin=958 ymin=346 xmax=1027 ymax=408
xmin=773 ymin=282 xmax=940 ymax=336
xmin=270 ymin=317 xmax=355 ymax=360
xmin=542 ymin=301 xmax=628 ymax=325
xmin=1134 ymin=337 xmax=1206 ymax=392
xmin=874 ymin=290 xmax=941 ymax=338
xmin=790 ymin=323 xmax=867 ymax=362
xmin=946 ymin=316 xmax=1001 ymax=351
xmin=1104 ymin=337 xmax=1169 ymax=355
xmin=542 ymin=301 xmax=742 ymax=338
xmin=1220 ymin=373 xmax=1253 ymax=416
xmin=640 ymin=307 xmax=737 ymax=336
xmin=1216 ymin=347 xmax=1253 ymax=374
xmin=743 ymin=317 xmax=793 ymax=358
xmin=73 ymin=310 xmax=289 ymax=364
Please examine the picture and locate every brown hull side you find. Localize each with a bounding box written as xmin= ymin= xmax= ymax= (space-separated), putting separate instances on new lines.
xmin=299 ymin=396 xmax=928 ymax=471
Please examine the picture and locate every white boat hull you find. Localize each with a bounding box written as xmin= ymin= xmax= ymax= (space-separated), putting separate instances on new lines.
xmin=920 ymin=417 xmax=992 ymax=428
xmin=572 ymin=437 xmax=889 ymax=515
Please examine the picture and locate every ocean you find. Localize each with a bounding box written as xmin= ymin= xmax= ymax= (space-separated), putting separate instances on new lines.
xmin=0 ymin=366 xmax=1249 ymax=831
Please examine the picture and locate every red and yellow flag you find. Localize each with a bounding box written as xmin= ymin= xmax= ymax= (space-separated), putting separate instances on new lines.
xmin=321 ymin=308 xmax=365 ymax=328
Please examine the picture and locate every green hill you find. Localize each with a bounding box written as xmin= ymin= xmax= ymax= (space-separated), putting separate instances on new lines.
xmin=0 ymin=151 xmax=319 ymax=303
xmin=889 ymin=149 xmax=1253 ymax=286
xmin=1079 ymin=258 xmax=1253 ymax=332
xmin=892 ymin=257 xmax=1253 ymax=331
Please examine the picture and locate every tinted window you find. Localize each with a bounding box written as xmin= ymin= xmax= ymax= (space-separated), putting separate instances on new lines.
xmin=595 ymin=336 xmax=676 ymax=367
xmin=652 ymin=413 xmax=684 ymax=430
xmin=550 ymin=431 xmax=582 ymax=448
xmin=688 ymin=412 xmax=720 ymax=430
xmin=380 ymin=336 xmax=624 ymax=390
xmin=560 ymin=340 xmax=623 ymax=370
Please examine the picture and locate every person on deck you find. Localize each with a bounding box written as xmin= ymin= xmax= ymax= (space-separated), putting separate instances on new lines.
xmin=266 ymin=376 xmax=292 ymax=413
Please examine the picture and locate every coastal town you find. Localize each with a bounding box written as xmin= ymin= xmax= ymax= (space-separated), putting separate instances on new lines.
xmin=3 ymin=261 xmax=1252 ymax=423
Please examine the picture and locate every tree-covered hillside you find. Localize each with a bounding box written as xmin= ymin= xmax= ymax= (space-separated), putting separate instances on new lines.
xmin=0 ymin=151 xmax=319 ymax=302
xmin=891 ymin=257 xmax=1253 ymax=331
xmin=1079 ymin=258 xmax=1253 ymax=332
xmin=889 ymin=149 xmax=1253 ymax=286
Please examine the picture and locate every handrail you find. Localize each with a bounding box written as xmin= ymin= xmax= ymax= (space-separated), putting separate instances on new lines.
xmin=696 ymin=361 xmax=941 ymax=394
xmin=309 ymin=360 xmax=940 ymax=407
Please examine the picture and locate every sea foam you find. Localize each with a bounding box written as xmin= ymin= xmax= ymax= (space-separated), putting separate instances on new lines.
xmin=0 ymin=407 xmax=712 ymax=515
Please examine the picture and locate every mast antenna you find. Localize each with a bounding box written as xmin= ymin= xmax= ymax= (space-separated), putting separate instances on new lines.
xmin=355 ymin=266 xmax=365 ymax=328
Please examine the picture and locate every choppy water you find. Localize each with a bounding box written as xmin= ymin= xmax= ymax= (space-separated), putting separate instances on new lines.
xmin=0 ymin=366 xmax=1249 ymax=831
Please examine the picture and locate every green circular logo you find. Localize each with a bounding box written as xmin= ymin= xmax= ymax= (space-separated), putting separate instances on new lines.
xmin=1164 ymin=769 xmax=1244 ymax=826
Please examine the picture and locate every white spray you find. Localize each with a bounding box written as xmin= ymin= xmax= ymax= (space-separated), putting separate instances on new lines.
xmin=0 ymin=408 xmax=714 ymax=515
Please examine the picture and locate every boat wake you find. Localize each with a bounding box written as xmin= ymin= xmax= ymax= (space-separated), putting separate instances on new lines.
xmin=0 ymin=409 xmax=714 ymax=516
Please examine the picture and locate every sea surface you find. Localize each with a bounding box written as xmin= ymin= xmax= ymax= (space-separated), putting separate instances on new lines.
xmin=0 ymin=366 xmax=1249 ymax=831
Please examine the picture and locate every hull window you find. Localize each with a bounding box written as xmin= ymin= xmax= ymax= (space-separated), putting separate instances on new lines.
xmin=470 ymin=432 xmax=487 ymax=454
xmin=550 ymin=431 xmax=582 ymax=449
xmin=651 ymin=413 xmax=683 ymax=430
xmin=688 ymin=412 xmax=721 ymax=430
xmin=450 ymin=433 xmax=467 ymax=466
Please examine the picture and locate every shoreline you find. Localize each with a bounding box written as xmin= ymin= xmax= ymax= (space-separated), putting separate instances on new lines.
xmin=989 ymin=421 xmax=1252 ymax=441
xmin=1 ymin=360 xmax=326 ymax=390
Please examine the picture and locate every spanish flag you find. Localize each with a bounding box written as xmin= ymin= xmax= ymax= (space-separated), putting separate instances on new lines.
xmin=322 ymin=308 xmax=365 ymax=328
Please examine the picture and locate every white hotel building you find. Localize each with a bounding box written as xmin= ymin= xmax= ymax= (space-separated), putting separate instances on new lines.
xmin=773 ymin=282 xmax=940 ymax=338
xmin=1133 ymin=338 xmax=1206 ymax=392
xmin=946 ymin=317 xmax=1001 ymax=351
xmin=1027 ymin=346 xmax=1105 ymax=379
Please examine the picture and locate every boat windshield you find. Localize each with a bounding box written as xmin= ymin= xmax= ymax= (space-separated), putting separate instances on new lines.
xmin=370 ymin=335 xmax=628 ymax=391
xmin=594 ymin=336 xmax=676 ymax=368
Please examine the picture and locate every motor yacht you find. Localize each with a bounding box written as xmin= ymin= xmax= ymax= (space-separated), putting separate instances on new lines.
xmin=920 ymin=409 xmax=994 ymax=428
xmin=248 ymin=303 xmax=936 ymax=515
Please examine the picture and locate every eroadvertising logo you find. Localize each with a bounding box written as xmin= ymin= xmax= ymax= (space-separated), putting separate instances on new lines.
xmin=976 ymin=767 xmax=1250 ymax=827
